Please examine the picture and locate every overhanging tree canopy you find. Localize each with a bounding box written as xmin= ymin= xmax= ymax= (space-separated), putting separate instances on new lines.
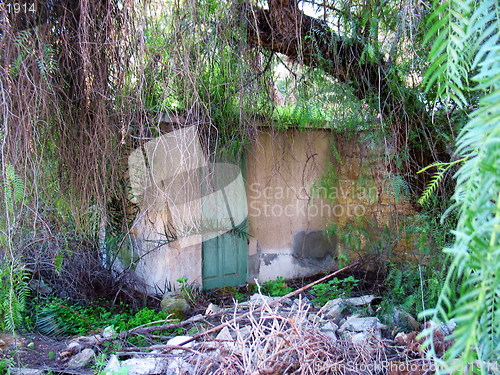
xmin=245 ymin=0 xmax=394 ymax=108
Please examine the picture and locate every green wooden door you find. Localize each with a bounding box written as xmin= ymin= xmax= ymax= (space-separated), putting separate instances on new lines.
xmin=201 ymin=158 xmax=248 ymax=290
xmin=202 ymin=224 xmax=248 ymax=289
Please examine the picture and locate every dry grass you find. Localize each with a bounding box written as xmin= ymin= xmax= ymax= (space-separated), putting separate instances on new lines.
xmin=184 ymin=296 xmax=432 ymax=375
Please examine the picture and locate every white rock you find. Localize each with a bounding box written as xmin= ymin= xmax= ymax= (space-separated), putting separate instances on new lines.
xmin=249 ymin=293 xmax=292 ymax=306
xmin=320 ymin=298 xmax=344 ymax=323
xmin=205 ymin=303 xmax=221 ymax=315
xmin=250 ymin=294 xmax=277 ymax=305
xmin=298 ymin=296 xmax=311 ymax=305
xmin=291 ymin=296 xmax=312 ymax=312
xmin=185 ymin=314 xmax=203 ymax=323
xmin=67 ymin=341 xmax=82 ymax=351
xmin=350 ymin=331 xmax=371 ymax=344
xmin=339 ymin=316 xmax=385 ymax=332
xmin=348 ymin=328 xmax=382 ymax=343
xmin=216 ymin=326 xmax=247 ymax=354
xmin=120 ymin=358 xmax=169 ymax=375
xmin=438 ymin=319 xmax=456 ymax=335
xmin=393 ymin=308 xmax=420 ymax=331
xmin=235 ymin=326 xmax=252 ymax=341
xmin=320 ymin=322 xmax=338 ymax=340
xmin=167 ymin=357 xmax=193 ymax=375
xmin=73 ymin=335 xmax=102 ymax=347
xmin=167 ymin=335 xmax=194 ymax=347
xmin=343 ymin=295 xmax=376 ymax=306
xmin=167 ymin=335 xmax=194 ymax=355
xmin=216 ymin=326 xmax=236 ymax=352
xmin=321 ymin=321 xmax=339 ymax=332
xmin=102 ymin=326 xmax=117 ymax=339
xmin=427 ymin=319 xmax=457 ymax=336
xmin=67 ymin=348 xmax=95 ymax=369
xmin=103 ymin=354 xmax=120 ymax=373
xmin=279 ymin=298 xmax=294 ymax=307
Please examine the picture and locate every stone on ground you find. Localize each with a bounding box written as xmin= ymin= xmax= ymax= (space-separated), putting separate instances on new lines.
xmin=67 ymin=348 xmax=95 ymax=369
xmin=120 ymin=357 xmax=169 ymax=375
xmin=161 ymin=292 xmax=190 ymax=319
xmin=339 ymin=316 xmax=385 ymax=332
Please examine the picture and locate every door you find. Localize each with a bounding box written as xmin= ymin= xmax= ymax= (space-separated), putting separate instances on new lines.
xmin=201 ymin=156 xmax=248 ymax=290
xmin=202 ymin=221 xmax=248 ymax=289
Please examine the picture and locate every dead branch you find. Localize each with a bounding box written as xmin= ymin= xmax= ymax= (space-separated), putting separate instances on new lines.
xmin=116 ymin=315 xmax=207 ymax=340
xmin=178 ymin=261 xmax=360 ymax=347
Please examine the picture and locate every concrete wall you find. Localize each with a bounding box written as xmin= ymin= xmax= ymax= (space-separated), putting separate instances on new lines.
xmin=123 ymin=127 xmax=206 ymax=293
xmin=246 ymin=129 xmax=415 ymax=282
xmin=123 ymin=127 xmax=415 ymax=292
xmin=129 ymin=209 xmax=202 ymax=294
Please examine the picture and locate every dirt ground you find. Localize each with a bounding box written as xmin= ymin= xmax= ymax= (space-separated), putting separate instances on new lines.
xmin=0 ymin=333 xmax=87 ymax=374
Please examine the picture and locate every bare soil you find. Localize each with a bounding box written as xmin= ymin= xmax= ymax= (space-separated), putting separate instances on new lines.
xmin=0 ymin=333 xmax=89 ymax=374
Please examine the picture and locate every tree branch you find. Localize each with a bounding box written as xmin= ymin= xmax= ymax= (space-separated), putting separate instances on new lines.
xmin=243 ymin=1 xmax=398 ymax=116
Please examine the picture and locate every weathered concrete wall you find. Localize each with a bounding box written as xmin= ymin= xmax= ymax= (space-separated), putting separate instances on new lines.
xmin=122 ymin=127 xmax=206 ymax=293
xmin=246 ymin=129 xmax=415 ymax=282
xmin=124 ymin=126 xmax=416 ymax=292
xmin=129 ymin=210 xmax=202 ymax=294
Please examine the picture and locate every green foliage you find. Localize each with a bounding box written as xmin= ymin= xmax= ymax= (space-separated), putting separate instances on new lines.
xmin=326 ymin=207 xmax=452 ymax=319
xmin=273 ymin=68 xmax=376 ymax=132
xmin=261 ymin=277 xmax=292 ymax=297
xmin=312 ymin=163 xmax=340 ymax=204
xmin=0 ymin=264 xmax=29 ymax=332
xmin=92 ymin=352 xmax=109 ymax=374
xmin=234 ymin=291 xmax=246 ymax=303
xmin=100 ymin=366 xmax=131 ymax=375
xmin=417 ymin=156 xmax=470 ymax=206
xmin=1 ymin=164 xmax=25 ymax=212
xmin=390 ymin=174 xmax=411 ymax=203
xmin=139 ymin=2 xmax=268 ymax=156
xmin=12 ymin=29 xmax=57 ymax=84
xmin=379 ymin=262 xmax=443 ymax=320
xmin=325 ymin=217 xmax=397 ymax=267
xmin=310 ymin=276 xmax=359 ymax=306
xmin=32 ymin=298 xmax=170 ymax=338
xmin=0 ymin=358 xmax=13 ymax=375
xmin=420 ymin=0 xmax=500 ymax=370
xmin=177 ymin=277 xmax=199 ymax=305
xmin=34 ymin=298 xmax=106 ymax=336
xmin=0 ymin=164 xmax=29 ymax=332
xmin=423 ymin=0 xmax=497 ymax=108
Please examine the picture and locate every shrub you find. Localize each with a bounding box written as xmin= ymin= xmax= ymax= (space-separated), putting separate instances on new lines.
xmin=32 ymin=298 xmax=170 ymax=338
xmin=310 ymin=276 xmax=359 ymax=306
xmin=261 ymin=277 xmax=293 ymax=297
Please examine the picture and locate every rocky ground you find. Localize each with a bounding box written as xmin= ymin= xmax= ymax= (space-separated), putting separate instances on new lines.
xmin=1 ymin=292 xmax=457 ymax=375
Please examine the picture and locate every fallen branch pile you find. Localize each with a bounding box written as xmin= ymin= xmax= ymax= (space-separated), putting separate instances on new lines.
xmin=58 ymin=263 xmax=444 ymax=374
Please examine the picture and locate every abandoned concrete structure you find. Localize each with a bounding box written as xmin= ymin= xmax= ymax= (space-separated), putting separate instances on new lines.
xmin=119 ymin=125 xmax=414 ymax=294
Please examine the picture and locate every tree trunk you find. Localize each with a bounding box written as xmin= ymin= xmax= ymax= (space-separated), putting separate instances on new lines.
xmin=244 ymin=1 xmax=397 ymax=116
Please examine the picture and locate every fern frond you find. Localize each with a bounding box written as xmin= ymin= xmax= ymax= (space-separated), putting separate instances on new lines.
xmin=11 ymin=52 xmax=26 ymax=77
xmin=417 ymin=166 xmax=446 ymax=205
xmin=36 ymin=43 xmax=57 ymax=85
xmin=417 ymin=156 xmax=470 ymax=205
xmin=0 ymin=263 xmax=29 ymax=332
xmin=13 ymin=30 xmax=32 ymax=49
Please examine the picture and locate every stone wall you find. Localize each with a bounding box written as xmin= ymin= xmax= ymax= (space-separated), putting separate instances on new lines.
xmin=246 ymin=129 xmax=415 ymax=282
